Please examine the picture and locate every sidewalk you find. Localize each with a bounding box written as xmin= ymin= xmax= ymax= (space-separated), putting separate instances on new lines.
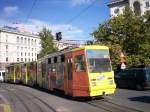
xmin=0 ymin=95 xmax=11 ymax=112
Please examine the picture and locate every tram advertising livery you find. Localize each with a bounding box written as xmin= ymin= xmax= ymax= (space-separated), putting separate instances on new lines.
xmin=5 ymin=45 xmax=116 ymax=97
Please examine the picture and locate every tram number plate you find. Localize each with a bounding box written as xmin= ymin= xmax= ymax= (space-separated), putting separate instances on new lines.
xmin=97 ymin=75 xmax=105 ymax=81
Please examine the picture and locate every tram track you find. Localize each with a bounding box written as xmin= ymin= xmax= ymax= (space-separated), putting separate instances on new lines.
xmin=12 ymin=88 xmax=45 ymax=112
xmin=1 ymin=83 xmax=145 ymax=112
xmin=1 ymin=83 xmax=55 ymax=112
xmin=1 ymin=84 xmax=31 ymax=112
xmin=17 ymin=84 xmax=144 ymax=112
xmin=87 ymin=98 xmax=144 ymax=112
xmin=11 ymin=84 xmax=57 ymax=112
xmin=0 ymin=83 xmax=61 ymax=112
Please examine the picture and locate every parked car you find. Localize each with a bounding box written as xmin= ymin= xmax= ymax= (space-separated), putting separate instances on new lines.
xmin=115 ymin=67 xmax=150 ymax=90
xmin=0 ymin=71 xmax=5 ymax=82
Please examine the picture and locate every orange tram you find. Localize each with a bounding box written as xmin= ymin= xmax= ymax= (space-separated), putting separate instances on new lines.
xmin=5 ymin=45 xmax=116 ymax=97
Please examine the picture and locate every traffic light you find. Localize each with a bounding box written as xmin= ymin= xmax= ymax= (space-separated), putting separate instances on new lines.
xmin=56 ymin=32 xmax=62 ymax=41
xmin=86 ymin=40 xmax=93 ymax=45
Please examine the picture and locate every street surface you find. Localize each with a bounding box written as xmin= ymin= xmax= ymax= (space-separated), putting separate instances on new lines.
xmin=107 ymin=88 xmax=150 ymax=112
xmin=0 ymin=83 xmax=149 ymax=112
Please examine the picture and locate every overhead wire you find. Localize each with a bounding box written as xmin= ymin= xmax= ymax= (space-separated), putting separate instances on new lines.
xmin=60 ymin=0 xmax=99 ymax=45
xmin=25 ymin=0 xmax=38 ymax=23
xmin=66 ymin=0 xmax=99 ymax=24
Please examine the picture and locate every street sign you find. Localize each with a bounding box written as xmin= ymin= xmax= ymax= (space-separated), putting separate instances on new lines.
xmin=121 ymin=63 xmax=126 ymax=69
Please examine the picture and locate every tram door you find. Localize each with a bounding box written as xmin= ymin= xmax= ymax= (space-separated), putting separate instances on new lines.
xmin=72 ymin=50 xmax=89 ymax=96
xmin=66 ymin=53 xmax=73 ymax=95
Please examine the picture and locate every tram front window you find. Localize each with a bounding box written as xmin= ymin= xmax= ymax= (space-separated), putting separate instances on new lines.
xmin=86 ymin=49 xmax=112 ymax=73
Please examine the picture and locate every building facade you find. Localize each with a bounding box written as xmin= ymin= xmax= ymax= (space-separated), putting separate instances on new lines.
xmin=0 ymin=27 xmax=41 ymax=71
xmin=107 ymin=0 xmax=150 ymax=17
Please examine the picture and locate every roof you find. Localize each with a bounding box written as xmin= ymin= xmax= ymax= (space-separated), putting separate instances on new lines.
xmin=0 ymin=27 xmax=39 ymax=38
xmin=107 ymin=0 xmax=128 ymax=7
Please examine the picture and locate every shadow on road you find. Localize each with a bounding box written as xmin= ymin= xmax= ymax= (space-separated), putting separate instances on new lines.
xmin=129 ymin=96 xmax=150 ymax=103
xmin=29 ymin=86 xmax=104 ymax=102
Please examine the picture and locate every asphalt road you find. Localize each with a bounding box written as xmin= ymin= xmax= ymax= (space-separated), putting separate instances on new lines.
xmin=106 ymin=88 xmax=150 ymax=112
xmin=0 ymin=83 xmax=149 ymax=112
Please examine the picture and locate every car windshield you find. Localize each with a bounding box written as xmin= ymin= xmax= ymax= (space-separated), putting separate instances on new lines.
xmin=146 ymin=67 xmax=150 ymax=81
xmin=86 ymin=49 xmax=112 ymax=73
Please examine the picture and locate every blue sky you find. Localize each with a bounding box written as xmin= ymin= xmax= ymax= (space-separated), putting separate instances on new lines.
xmin=0 ymin=0 xmax=110 ymax=40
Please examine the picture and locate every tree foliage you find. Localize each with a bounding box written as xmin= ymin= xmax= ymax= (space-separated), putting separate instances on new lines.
xmin=38 ymin=27 xmax=58 ymax=58
xmin=93 ymin=7 xmax=150 ymax=70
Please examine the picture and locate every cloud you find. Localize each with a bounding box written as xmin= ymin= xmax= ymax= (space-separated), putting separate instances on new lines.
xmin=29 ymin=19 xmax=84 ymax=40
xmin=3 ymin=6 xmax=19 ymax=16
xmin=1 ymin=19 xmax=84 ymax=40
xmin=71 ymin=0 xmax=94 ymax=6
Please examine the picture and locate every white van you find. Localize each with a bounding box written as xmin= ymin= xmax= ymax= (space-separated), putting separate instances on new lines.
xmin=0 ymin=71 xmax=5 ymax=82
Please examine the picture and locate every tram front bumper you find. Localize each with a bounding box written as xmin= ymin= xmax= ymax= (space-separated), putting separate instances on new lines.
xmin=89 ymin=87 xmax=116 ymax=97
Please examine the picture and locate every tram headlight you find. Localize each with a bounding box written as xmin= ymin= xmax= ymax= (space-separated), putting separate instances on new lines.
xmin=91 ymin=82 xmax=96 ymax=87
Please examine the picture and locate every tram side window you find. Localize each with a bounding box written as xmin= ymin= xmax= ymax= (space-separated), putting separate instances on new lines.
xmin=61 ymin=55 xmax=65 ymax=62
xmin=54 ymin=57 xmax=57 ymax=63
xmin=48 ymin=58 xmax=51 ymax=64
xmin=42 ymin=63 xmax=46 ymax=77
xmin=75 ymin=55 xmax=86 ymax=72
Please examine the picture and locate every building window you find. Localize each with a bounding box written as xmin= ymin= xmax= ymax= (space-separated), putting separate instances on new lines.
xmin=17 ymin=46 xmax=19 ymax=50
xmin=17 ymin=58 xmax=19 ymax=62
xmin=6 ymin=45 xmax=8 ymax=50
xmin=35 ymin=39 xmax=36 ymax=45
xmin=24 ymin=38 xmax=27 ymax=44
xmin=21 ymin=52 xmax=23 ymax=56
xmin=32 ymin=58 xmax=34 ymax=61
xmin=114 ymin=8 xmax=119 ymax=14
xmin=6 ymin=57 xmax=8 ymax=62
xmin=25 ymin=58 xmax=27 ymax=62
xmin=21 ymin=37 xmax=23 ymax=43
xmin=31 ymin=39 xmax=33 ymax=45
xmin=28 ymin=58 xmax=30 ymax=62
xmin=28 ymin=39 xmax=30 ymax=45
xmin=17 ymin=36 xmax=19 ymax=43
xmin=146 ymin=2 xmax=150 ymax=8
xmin=32 ymin=53 xmax=33 ymax=56
xmin=21 ymin=58 xmax=23 ymax=62
xmin=28 ymin=53 xmax=30 ymax=56
xmin=133 ymin=1 xmax=141 ymax=16
xmin=25 ymin=52 xmax=26 ymax=56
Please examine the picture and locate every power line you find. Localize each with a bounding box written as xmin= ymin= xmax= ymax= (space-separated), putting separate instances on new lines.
xmin=25 ymin=0 xmax=38 ymax=23
xmin=66 ymin=0 xmax=99 ymax=24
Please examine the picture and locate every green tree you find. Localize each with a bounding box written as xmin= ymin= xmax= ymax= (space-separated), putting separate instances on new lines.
xmin=38 ymin=27 xmax=58 ymax=58
xmin=93 ymin=7 xmax=150 ymax=70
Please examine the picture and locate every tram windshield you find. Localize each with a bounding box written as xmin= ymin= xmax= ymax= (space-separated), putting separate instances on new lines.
xmin=86 ymin=49 xmax=112 ymax=73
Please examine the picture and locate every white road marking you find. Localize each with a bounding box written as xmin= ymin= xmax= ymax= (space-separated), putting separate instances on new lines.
xmin=56 ymin=106 xmax=72 ymax=112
